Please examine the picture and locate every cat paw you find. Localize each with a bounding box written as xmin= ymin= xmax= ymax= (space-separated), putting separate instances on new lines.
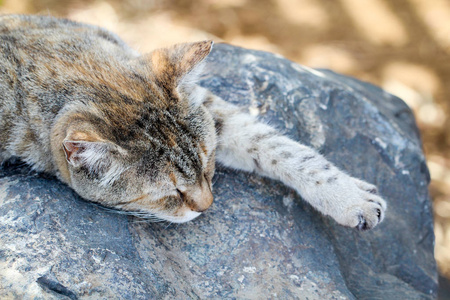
xmin=328 ymin=177 xmax=387 ymax=231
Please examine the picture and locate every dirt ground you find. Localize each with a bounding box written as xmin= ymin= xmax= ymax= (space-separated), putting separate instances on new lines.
xmin=1 ymin=0 xmax=449 ymax=283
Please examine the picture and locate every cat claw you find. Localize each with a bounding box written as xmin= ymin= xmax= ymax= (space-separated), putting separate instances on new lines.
xmin=355 ymin=207 xmax=383 ymax=231
xmin=356 ymin=215 xmax=369 ymax=231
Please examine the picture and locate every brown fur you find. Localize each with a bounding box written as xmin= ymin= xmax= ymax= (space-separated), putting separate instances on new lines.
xmin=0 ymin=15 xmax=387 ymax=230
xmin=0 ymin=14 xmax=216 ymax=222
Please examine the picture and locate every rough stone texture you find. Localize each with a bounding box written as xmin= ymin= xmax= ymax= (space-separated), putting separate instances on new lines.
xmin=0 ymin=44 xmax=437 ymax=299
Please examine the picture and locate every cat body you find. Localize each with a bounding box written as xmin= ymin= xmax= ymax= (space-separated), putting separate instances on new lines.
xmin=0 ymin=14 xmax=386 ymax=229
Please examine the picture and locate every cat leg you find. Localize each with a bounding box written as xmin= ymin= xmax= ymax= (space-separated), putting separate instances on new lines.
xmin=203 ymin=93 xmax=386 ymax=230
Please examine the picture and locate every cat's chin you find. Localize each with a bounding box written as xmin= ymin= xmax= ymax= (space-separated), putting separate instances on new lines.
xmin=161 ymin=210 xmax=202 ymax=223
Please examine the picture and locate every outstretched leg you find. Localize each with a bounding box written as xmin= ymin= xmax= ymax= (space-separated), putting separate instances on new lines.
xmin=203 ymin=92 xmax=386 ymax=230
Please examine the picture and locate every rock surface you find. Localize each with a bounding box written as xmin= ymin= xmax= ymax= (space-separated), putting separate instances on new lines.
xmin=0 ymin=44 xmax=437 ymax=299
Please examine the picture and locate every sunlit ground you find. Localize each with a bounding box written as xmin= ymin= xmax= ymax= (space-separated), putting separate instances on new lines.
xmin=1 ymin=0 xmax=449 ymax=285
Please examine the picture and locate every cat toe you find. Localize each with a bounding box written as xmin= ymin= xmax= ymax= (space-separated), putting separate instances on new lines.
xmin=367 ymin=194 xmax=387 ymax=211
xmin=356 ymin=215 xmax=370 ymax=231
xmin=354 ymin=178 xmax=379 ymax=194
xmin=355 ymin=213 xmax=377 ymax=231
xmin=355 ymin=200 xmax=386 ymax=231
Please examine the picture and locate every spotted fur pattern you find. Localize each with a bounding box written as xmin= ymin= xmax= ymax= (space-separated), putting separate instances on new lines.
xmin=0 ymin=15 xmax=386 ymax=229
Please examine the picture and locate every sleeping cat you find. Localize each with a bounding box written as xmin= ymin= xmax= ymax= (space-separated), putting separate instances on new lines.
xmin=0 ymin=14 xmax=386 ymax=230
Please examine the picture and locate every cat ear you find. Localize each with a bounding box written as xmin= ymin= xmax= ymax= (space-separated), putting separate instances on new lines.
xmin=63 ymin=139 xmax=126 ymax=186
xmin=63 ymin=140 xmax=109 ymax=170
xmin=149 ymin=40 xmax=213 ymax=88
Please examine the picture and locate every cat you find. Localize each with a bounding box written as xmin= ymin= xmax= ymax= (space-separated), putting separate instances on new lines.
xmin=0 ymin=14 xmax=386 ymax=229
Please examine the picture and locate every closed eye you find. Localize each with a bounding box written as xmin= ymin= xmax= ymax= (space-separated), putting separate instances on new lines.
xmin=204 ymin=170 xmax=214 ymax=182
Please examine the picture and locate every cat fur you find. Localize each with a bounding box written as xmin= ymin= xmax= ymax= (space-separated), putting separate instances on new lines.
xmin=0 ymin=14 xmax=386 ymax=229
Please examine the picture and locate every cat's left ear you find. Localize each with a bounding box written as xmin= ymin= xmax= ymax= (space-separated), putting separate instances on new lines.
xmin=148 ymin=40 xmax=213 ymax=89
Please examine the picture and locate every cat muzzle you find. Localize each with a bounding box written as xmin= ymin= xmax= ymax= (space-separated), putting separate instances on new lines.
xmin=186 ymin=177 xmax=214 ymax=212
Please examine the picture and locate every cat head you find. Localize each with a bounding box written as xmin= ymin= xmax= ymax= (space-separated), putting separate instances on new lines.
xmin=53 ymin=41 xmax=216 ymax=223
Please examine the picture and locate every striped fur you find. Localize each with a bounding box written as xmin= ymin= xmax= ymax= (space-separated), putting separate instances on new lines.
xmin=0 ymin=15 xmax=386 ymax=229
xmin=0 ymin=15 xmax=215 ymax=223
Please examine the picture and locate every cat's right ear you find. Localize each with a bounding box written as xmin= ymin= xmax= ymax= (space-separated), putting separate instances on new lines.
xmin=147 ymin=40 xmax=214 ymax=89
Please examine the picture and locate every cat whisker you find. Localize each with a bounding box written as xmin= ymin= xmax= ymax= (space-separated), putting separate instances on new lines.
xmin=164 ymin=221 xmax=174 ymax=230
xmin=94 ymin=204 xmax=168 ymax=223
xmin=212 ymin=175 xmax=220 ymax=186
xmin=131 ymin=218 xmax=166 ymax=224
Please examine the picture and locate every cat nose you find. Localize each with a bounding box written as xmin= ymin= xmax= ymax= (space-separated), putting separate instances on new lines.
xmin=187 ymin=177 xmax=213 ymax=212
xmin=191 ymin=185 xmax=213 ymax=212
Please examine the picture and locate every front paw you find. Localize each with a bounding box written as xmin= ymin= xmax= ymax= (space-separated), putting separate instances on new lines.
xmin=330 ymin=178 xmax=387 ymax=231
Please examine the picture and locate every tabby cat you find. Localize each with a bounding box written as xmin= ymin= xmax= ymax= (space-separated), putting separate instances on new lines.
xmin=0 ymin=15 xmax=386 ymax=229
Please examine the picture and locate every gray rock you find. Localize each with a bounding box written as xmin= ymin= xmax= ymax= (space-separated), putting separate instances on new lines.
xmin=0 ymin=44 xmax=437 ymax=299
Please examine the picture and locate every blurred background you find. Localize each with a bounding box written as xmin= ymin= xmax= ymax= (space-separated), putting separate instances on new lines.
xmin=1 ymin=0 xmax=449 ymax=291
